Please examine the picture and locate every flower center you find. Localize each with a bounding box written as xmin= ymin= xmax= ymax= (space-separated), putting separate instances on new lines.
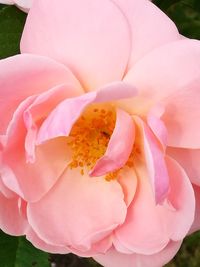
xmin=67 ymin=104 xmax=116 ymax=176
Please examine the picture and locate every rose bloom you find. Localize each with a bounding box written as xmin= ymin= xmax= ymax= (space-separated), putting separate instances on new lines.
xmin=0 ymin=0 xmax=200 ymax=266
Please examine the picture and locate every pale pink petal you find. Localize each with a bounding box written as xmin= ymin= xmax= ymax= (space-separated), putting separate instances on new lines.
xmin=134 ymin=116 xmax=169 ymax=203
xmin=0 ymin=0 xmax=14 ymax=4
xmin=37 ymin=82 xmax=137 ymax=144
xmin=117 ymin=167 xmax=138 ymax=208
xmin=189 ymin=185 xmax=200 ymax=234
xmin=14 ymin=0 xmax=32 ymax=11
xmin=114 ymin=167 xmax=169 ymax=255
xmin=113 ymin=156 xmax=195 ymax=255
xmin=94 ymin=241 xmax=182 ymax=267
xmin=0 ymin=0 xmax=31 ymax=11
xmin=113 ymin=0 xmax=179 ymax=68
xmin=27 ymin=168 xmax=126 ymax=252
xmin=90 ymin=109 xmax=135 ymax=176
xmin=147 ymin=108 xmax=168 ymax=149
xmin=0 ymin=193 xmax=28 ymax=235
xmin=24 ymin=83 xmax=82 ymax=162
xmin=2 ymin=97 xmax=71 ymax=202
xmin=0 ymin=177 xmax=16 ymax=198
xmin=1 ymin=96 xmax=36 ymax=198
xmin=68 ymin=235 xmax=113 ymax=257
xmin=0 ymin=54 xmax=82 ymax=134
xmin=162 ymin=157 xmax=195 ymax=241
xmin=124 ymin=39 xmax=200 ymax=148
xmin=2 ymin=138 xmax=71 ymax=203
xmin=167 ymin=147 xmax=200 ymax=186
xmin=21 ymin=0 xmax=131 ymax=90
xmin=26 ymin=228 xmax=70 ymax=254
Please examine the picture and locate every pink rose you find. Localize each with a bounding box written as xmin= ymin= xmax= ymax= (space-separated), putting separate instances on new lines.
xmin=0 ymin=0 xmax=200 ymax=266
xmin=0 ymin=0 xmax=32 ymax=12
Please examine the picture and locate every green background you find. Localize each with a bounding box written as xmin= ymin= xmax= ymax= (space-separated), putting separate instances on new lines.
xmin=0 ymin=0 xmax=200 ymax=266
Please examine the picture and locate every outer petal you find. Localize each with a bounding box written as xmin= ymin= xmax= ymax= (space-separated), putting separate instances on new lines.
xmin=68 ymin=236 xmax=113 ymax=257
xmin=94 ymin=241 xmax=182 ymax=267
xmin=2 ymin=138 xmax=71 ymax=203
xmin=14 ymin=0 xmax=32 ymax=11
xmin=124 ymin=39 xmax=200 ymax=148
xmin=0 ymin=54 xmax=82 ymax=134
xmin=163 ymin=157 xmax=195 ymax=241
xmin=27 ymin=168 xmax=127 ymax=252
xmin=0 ymin=176 xmax=15 ymax=198
xmin=0 ymin=0 xmax=14 ymax=4
xmin=167 ymin=147 xmax=200 ymax=186
xmin=2 ymin=97 xmax=71 ymax=202
xmin=113 ymin=0 xmax=179 ymax=68
xmin=0 ymin=193 xmax=28 ymax=235
xmin=113 ymin=156 xmax=195 ymax=255
xmin=90 ymin=109 xmax=135 ymax=176
xmin=113 ymin=167 xmax=169 ymax=255
xmin=37 ymin=82 xmax=137 ymax=144
xmin=0 ymin=0 xmax=32 ymax=11
xmin=189 ymin=185 xmax=200 ymax=234
xmin=21 ymin=0 xmax=131 ymax=90
xmin=26 ymin=228 xmax=70 ymax=254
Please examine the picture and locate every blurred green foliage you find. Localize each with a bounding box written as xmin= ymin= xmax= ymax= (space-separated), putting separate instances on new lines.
xmin=0 ymin=5 xmax=26 ymax=59
xmin=154 ymin=0 xmax=200 ymax=39
xmin=166 ymin=232 xmax=200 ymax=267
xmin=0 ymin=231 xmax=50 ymax=267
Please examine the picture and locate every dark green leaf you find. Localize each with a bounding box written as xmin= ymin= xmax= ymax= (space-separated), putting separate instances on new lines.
xmin=0 ymin=5 xmax=27 ymax=59
xmin=0 ymin=231 xmax=18 ymax=267
xmin=0 ymin=231 xmax=50 ymax=267
xmin=153 ymin=0 xmax=200 ymax=39
xmin=15 ymin=237 xmax=50 ymax=267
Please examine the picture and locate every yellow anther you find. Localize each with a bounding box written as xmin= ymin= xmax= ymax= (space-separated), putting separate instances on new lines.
xmin=67 ymin=105 xmax=116 ymax=174
xmin=67 ymin=104 xmax=135 ymax=181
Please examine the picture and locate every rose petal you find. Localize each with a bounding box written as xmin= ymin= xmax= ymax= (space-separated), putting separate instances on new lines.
xmin=24 ymin=83 xmax=82 ymax=162
xmin=0 ymin=177 xmax=16 ymax=198
xmin=162 ymin=157 xmax=195 ymax=241
xmin=26 ymin=228 xmax=69 ymax=254
xmin=2 ymin=137 xmax=71 ymax=203
xmin=2 ymin=95 xmax=71 ymax=202
xmin=37 ymin=82 xmax=137 ymax=144
xmin=113 ymin=156 xmax=195 ymax=255
xmin=134 ymin=116 xmax=169 ymax=203
xmin=124 ymin=39 xmax=200 ymax=148
xmin=189 ymin=185 xmax=200 ymax=234
xmin=0 ymin=54 xmax=81 ymax=134
xmin=117 ymin=167 xmax=138 ymax=207
xmin=167 ymin=147 xmax=200 ymax=186
xmin=0 ymin=193 xmax=28 ymax=235
xmin=90 ymin=109 xmax=135 ymax=176
xmin=147 ymin=108 xmax=168 ymax=149
xmin=113 ymin=0 xmax=179 ymax=68
xmin=21 ymin=0 xmax=131 ymax=90
xmin=94 ymin=241 xmax=182 ymax=267
xmin=14 ymin=0 xmax=32 ymax=11
xmin=114 ymin=168 xmax=169 ymax=255
xmin=27 ymin=168 xmax=127 ymax=251
xmin=69 ymin=235 xmax=113 ymax=257
xmin=0 ymin=0 xmax=14 ymax=4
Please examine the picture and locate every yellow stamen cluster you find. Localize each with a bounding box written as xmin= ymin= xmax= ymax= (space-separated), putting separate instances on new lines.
xmin=67 ymin=105 xmax=116 ymax=176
